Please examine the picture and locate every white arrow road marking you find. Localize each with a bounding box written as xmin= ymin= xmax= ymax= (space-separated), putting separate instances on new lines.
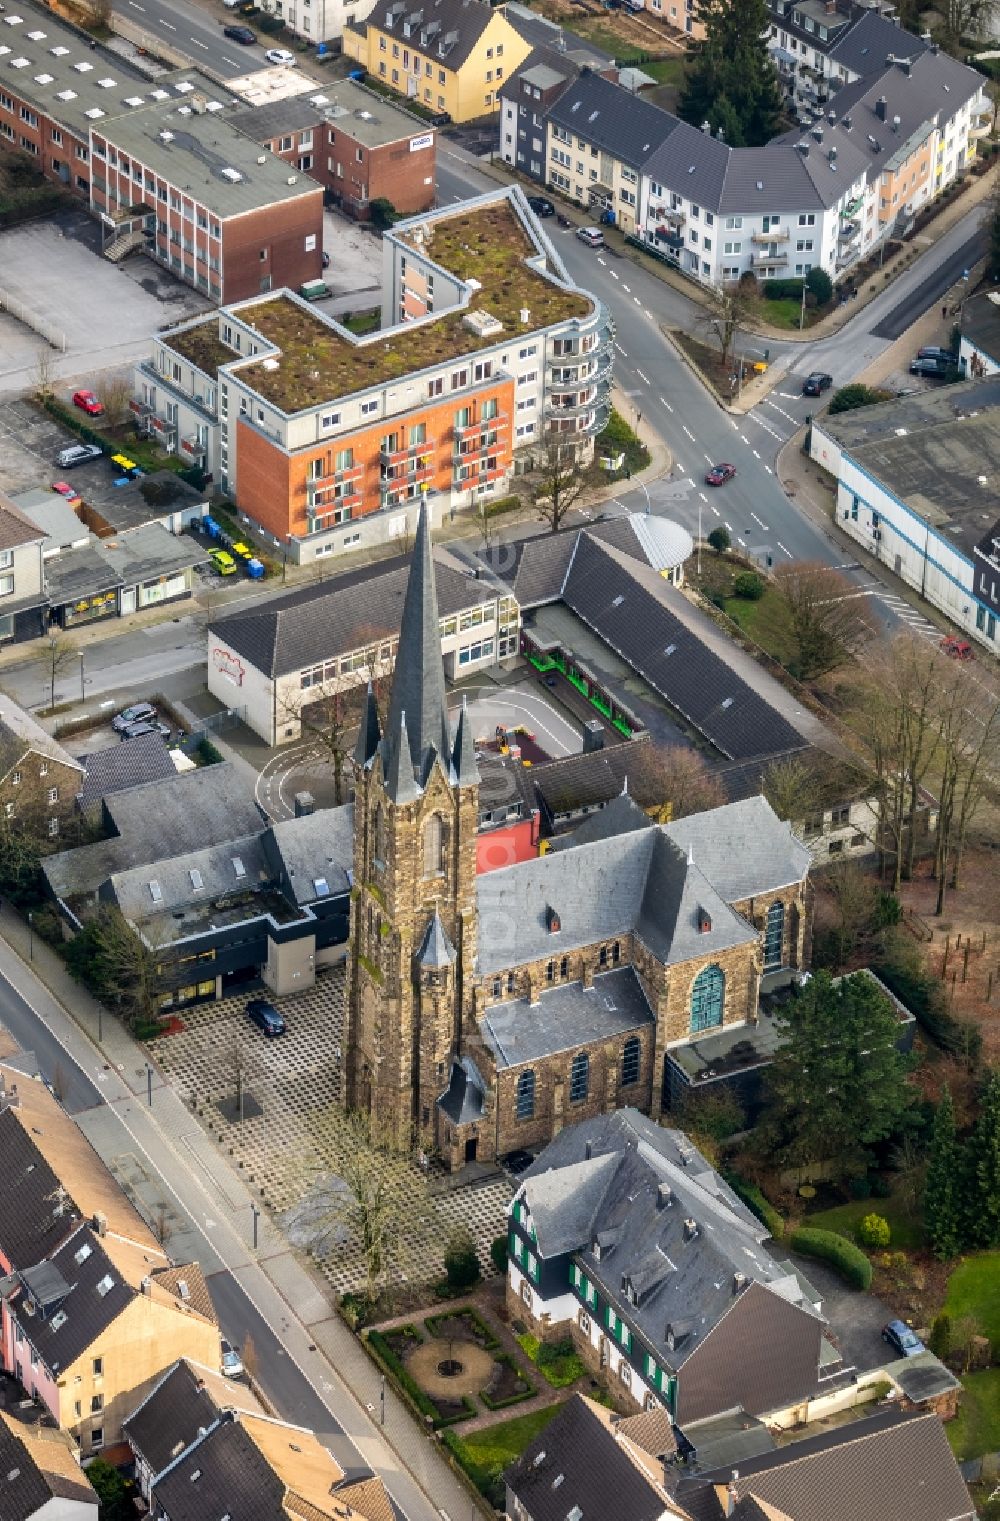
xmin=751 ymin=511 xmax=768 ymax=530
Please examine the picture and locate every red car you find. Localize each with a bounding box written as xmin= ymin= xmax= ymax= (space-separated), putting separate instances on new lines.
xmin=72 ymin=389 xmax=104 ymax=417
xmin=51 ymin=481 xmax=81 ymax=501
xmin=705 ymin=462 xmax=736 ymax=486
xmin=940 ymin=636 xmax=974 ymax=661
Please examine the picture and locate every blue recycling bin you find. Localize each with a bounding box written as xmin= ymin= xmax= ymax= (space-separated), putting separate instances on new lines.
xmin=247 ymin=558 xmax=265 ymax=580
xmin=204 ymin=517 xmax=221 ymax=540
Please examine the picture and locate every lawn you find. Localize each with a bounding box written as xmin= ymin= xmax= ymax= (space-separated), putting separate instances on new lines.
xmin=722 ymin=588 xmax=798 ymax=668
xmin=642 ymin=57 xmax=686 ymax=86
xmin=947 ymin=1368 xmax=1000 ymax=1460
xmin=341 ymin=308 xmax=380 ymax=337
xmin=444 ymin=1403 xmax=565 ymax=1506
xmin=805 ymin=1195 xmax=924 ymax=1253
xmin=945 ymin=1253 xmax=1000 ymax=1346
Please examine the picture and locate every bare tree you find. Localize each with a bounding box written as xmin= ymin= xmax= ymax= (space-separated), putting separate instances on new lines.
xmin=699 ymin=279 xmax=757 ymax=369
xmin=277 ymin=688 xmax=356 ymax=806
xmin=642 ymin=745 xmax=727 ymax=822
xmin=931 ymin=675 xmax=1000 ymax=913
xmin=772 ymin=562 xmax=878 ymax=679
xmin=824 ymin=857 xmax=878 ymax=964
xmin=533 ymin=438 xmax=589 ymax=534
xmin=763 ymin=753 xmax=825 ymax=827
xmin=35 ymin=633 xmax=77 ymax=712
xmin=96 ymin=375 xmax=132 ymax=427
xmin=31 ymin=347 xmax=54 ymax=402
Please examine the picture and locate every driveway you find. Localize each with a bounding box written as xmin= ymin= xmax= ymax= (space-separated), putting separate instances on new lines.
xmin=0 ymin=207 xmax=209 ymax=399
xmin=788 ymin=1252 xmax=893 ymax=1374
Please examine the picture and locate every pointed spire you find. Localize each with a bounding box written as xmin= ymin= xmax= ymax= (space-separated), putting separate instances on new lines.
xmin=385 ymin=711 xmax=421 ymax=805
xmin=451 ymin=696 xmax=479 ymax=788
xmin=354 ymin=681 xmax=381 ymax=770
xmin=418 ymin=908 xmax=457 ymax=968
xmin=383 ymin=504 xmax=451 ymax=789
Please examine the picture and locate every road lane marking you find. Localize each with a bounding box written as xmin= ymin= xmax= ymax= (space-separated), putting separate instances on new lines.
xmin=698 ymin=491 xmax=708 ymax=501
xmin=159 ymin=17 xmax=176 ymax=27
xmin=644 ymin=309 xmax=653 ymax=318
xmin=777 ymin=540 xmax=793 ymax=557
xmin=610 ymin=270 xmax=620 ymax=280
xmin=709 ymin=503 xmax=721 ymax=516
xmin=614 ymin=342 xmax=627 ymax=357
xmin=635 ymin=367 xmax=649 ymax=384
xmin=751 ymin=511 xmax=768 ymax=530
xmin=752 ymin=448 xmax=760 ymax=459
xmin=724 ymin=521 xmax=733 ymax=530
xmin=778 ymin=391 xmax=800 ymax=400
xmin=675 ymin=462 xmax=684 ymax=473
xmin=622 ymin=284 xmax=630 ymax=292
xmin=597 ymin=257 xmax=606 ymax=266
xmin=765 ymin=398 xmax=798 ymax=424
xmin=764 ymin=464 xmax=773 ymax=474
xmin=634 ymin=296 xmax=641 ymax=305
xmin=739 ymin=433 xmax=750 ymax=444
xmin=746 ymin=411 xmax=784 ymax=441
xmin=682 ymin=424 xmax=695 ymax=440
xmin=191 ymin=37 xmax=209 ymax=47
xmin=660 ymin=397 xmax=673 ymax=411
xmin=703 ymin=453 xmax=713 ymax=464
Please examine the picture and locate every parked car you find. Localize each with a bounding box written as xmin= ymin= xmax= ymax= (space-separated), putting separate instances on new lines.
xmin=917 ymin=346 xmax=953 ymax=362
xmin=264 ymin=47 xmax=295 ymax=64
xmin=209 ymin=548 xmax=238 ymax=576
xmin=705 ymin=462 xmax=737 ymax=486
xmin=246 ymin=998 xmax=286 ymax=1037
xmin=909 ymin=356 xmax=955 ymax=377
xmin=802 ymin=372 xmax=833 ymax=396
xmin=576 ymin=226 xmax=604 ymax=247
xmin=120 ymin=720 xmax=171 ymax=741
xmin=223 ymin=23 xmax=257 ymax=42
xmin=527 ymin=195 xmax=555 ymax=218
xmin=51 ymin=481 xmax=81 ymax=500
xmin=882 ymin=1319 xmax=925 ymax=1358
xmin=940 ymin=635 xmax=974 ymax=661
xmin=220 ymin=1339 xmax=244 ymax=1377
xmin=57 ymin=442 xmax=102 ymax=468
xmin=112 ymin=702 xmax=157 ymax=732
xmin=72 ymin=389 xmax=104 ymax=416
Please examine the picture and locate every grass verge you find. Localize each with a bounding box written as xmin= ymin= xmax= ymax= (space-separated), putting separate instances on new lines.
xmin=945 ymin=1254 xmax=1000 ymax=1346
xmin=947 ymin=1368 xmax=1000 ymax=1460
xmin=806 ymin=1195 xmax=923 ymax=1253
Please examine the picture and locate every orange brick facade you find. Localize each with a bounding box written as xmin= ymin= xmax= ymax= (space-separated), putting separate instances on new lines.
xmin=235 ymin=377 xmax=515 ymax=545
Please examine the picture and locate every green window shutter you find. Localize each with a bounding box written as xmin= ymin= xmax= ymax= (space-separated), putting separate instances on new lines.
xmin=665 ymin=1375 xmax=677 ymax=1413
xmin=509 ymin=1231 xmax=518 ymax=1261
xmin=605 ymin=1305 xmax=613 ymax=1331
xmin=529 ymin=1252 xmax=539 ymax=1283
xmin=587 ymin=1279 xmax=597 ymax=1308
xmin=621 ymin=1326 xmax=631 ymax=1352
xmin=570 ymin=1263 xmax=581 ymax=1289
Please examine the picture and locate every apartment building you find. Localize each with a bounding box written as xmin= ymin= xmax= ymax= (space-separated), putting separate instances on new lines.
xmin=766 ymin=1 xmax=910 ymax=116
xmin=0 ymin=2 xmax=324 ymax=301
xmin=230 ymin=77 xmax=437 ymax=220
xmin=515 ymin=57 xmax=988 ymax=288
xmin=0 ymin=697 xmax=84 ymax=842
xmin=499 ymin=47 xmax=619 ymax=187
xmin=136 ymin=186 xmax=613 ymax=562
xmin=343 ymin=0 xmax=532 ymax=122
xmin=0 ymin=493 xmax=47 ymax=646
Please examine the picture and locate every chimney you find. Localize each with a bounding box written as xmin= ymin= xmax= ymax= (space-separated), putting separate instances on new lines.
xmin=585 ymin=1140 xmax=593 ymax=1160
xmin=717 ymin=125 xmax=725 ymax=141
xmin=141 ymin=1276 xmax=152 ymax=1296
xmin=294 ymin=790 xmax=315 ymax=817
xmin=701 ymin=120 xmax=711 ymax=134
xmin=683 ymin=1217 xmax=698 ymax=1241
xmin=797 ymin=141 xmax=809 ymax=156
xmin=726 ymin=1471 xmax=739 ymax=1519
xmin=93 ymin=1212 xmax=107 ymax=1237
xmin=657 ymin=1183 xmax=672 ymax=1210
xmin=843 ymin=114 xmax=852 ymax=130
xmin=733 ymin=1271 xmax=747 ymax=1294
xmin=875 ymin=96 xmax=887 ymax=121
xmin=892 ymin=114 xmax=901 ymax=131
xmin=519 ymin=307 xmax=530 ymax=324
xmin=582 ymin=719 xmax=604 ymax=753
xmin=697 ymin=906 xmax=712 ymax=935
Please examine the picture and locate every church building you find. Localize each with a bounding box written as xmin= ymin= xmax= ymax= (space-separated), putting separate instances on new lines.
xmin=344 ymin=505 xmax=813 ymax=1169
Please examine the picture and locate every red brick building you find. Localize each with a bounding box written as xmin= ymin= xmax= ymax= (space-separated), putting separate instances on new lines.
xmin=231 ymin=80 xmax=436 ymax=221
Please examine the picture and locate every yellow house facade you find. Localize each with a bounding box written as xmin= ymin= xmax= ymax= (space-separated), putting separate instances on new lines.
xmin=343 ymin=0 xmax=531 ymax=123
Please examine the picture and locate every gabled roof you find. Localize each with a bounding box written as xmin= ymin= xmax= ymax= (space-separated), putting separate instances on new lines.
xmin=548 ymin=788 xmax=651 ymax=848
xmin=265 ymin=805 xmax=354 ymax=906
xmin=79 ymin=732 xmax=177 ymax=812
xmin=519 ymin=1111 xmax=822 ymax=1375
xmin=357 ymin=0 xmax=503 ymax=73
xmin=124 ymin=1358 xmax=264 ymax=1478
xmin=504 ymin=3 xmax=614 ymax=68
xmin=0 ymin=1105 xmax=82 ymax=1269
xmin=0 ymin=492 xmax=47 ymax=552
xmin=0 ymin=1411 xmax=95 ymax=1521
xmin=547 ymin=71 xmax=678 ymax=168
xmin=505 ymin=1393 xmax=673 ymax=1521
xmin=13 ymin=1224 xmax=136 ymax=1375
xmin=827 ymin=10 xmax=929 ymax=77
xmin=0 ymin=698 xmax=83 ymax=783
xmin=677 ymin=1407 xmax=974 ymax=1521
xmin=482 ymin=964 xmax=656 ymax=1069
xmin=664 ymin=794 xmax=811 ymax=900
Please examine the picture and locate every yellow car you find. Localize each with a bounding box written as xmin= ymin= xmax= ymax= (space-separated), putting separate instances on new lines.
xmin=209 ymin=549 xmax=238 ymax=576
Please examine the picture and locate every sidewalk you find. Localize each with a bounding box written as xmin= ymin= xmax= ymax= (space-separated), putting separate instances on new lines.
xmin=0 ymin=909 xmax=489 ymax=1520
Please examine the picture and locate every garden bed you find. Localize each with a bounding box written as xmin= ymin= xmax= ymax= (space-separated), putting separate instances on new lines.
xmin=480 ymin=1351 xmax=536 ymax=1410
xmin=365 ymin=1328 xmax=475 ymax=1428
xmin=515 ymin=1333 xmax=587 ymax=1389
xmin=425 ymin=1307 xmax=499 ymax=1350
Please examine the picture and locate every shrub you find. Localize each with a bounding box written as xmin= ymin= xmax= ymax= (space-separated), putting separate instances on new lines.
xmin=733 ymin=570 xmax=765 ymax=600
xmin=849 ymin=1175 xmax=872 ymax=1199
xmin=805 ymin=267 xmax=834 ymax=306
xmin=761 ymin=277 xmax=806 ymax=301
xmin=789 ymin=1226 xmax=873 ymax=1289
xmin=515 ymin=1334 xmax=587 ymax=1388
xmin=490 ymin=1234 xmax=509 ymax=1275
xmin=723 ymin=1171 xmax=784 ymax=1240
xmin=444 ymin=1228 xmax=481 ymax=1290
xmin=828 ymin=383 xmax=891 ymax=415
xmin=198 ymin=736 xmax=223 ymax=766
xmin=708 ymin=526 xmax=731 ymax=555
xmin=929 ymin=1311 xmax=952 ymax=1359
xmin=857 ymin=1212 xmax=891 ymax=1249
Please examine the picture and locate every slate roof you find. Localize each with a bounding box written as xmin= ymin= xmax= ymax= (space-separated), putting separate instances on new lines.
xmin=664 ymin=794 xmax=812 ymax=900
xmin=437 ymin=1054 xmax=486 ymax=1124
xmin=124 ymin=1358 xmax=263 ymax=1479
xmin=476 ymin=819 xmax=756 ymax=974
xmin=675 ymin=1407 xmax=974 ymax=1521
xmin=14 ymin=1224 xmax=134 ymax=1375
xmin=0 ymin=699 xmax=83 ymax=782
xmin=0 ymin=1412 xmax=95 ymax=1521
xmin=0 ymin=493 xmax=47 ymax=552
xmin=519 ymin=1110 xmax=823 ymax=1375
xmin=210 ymin=547 xmax=500 ymax=679
xmin=79 ymin=732 xmax=177 ymax=812
xmin=821 ymin=47 xmax=985 ymax=170
xmin=0 ymin=1106 xmax=82 ymax=1269
xmin=383 ymin=503 xmax=453 ymax=790
xmin=527 ymin=743 xmax=672 ymax=819
xmin=562 ymin=536 xmax=806 ymax=761
xmin=505 ymin=1394 xmax=671 ymax=1521
xmin=107 ymin=832 xmax=273 ymax=927
xmin=481 ymin=965 xmax=656 ymax=1068
xmin=547 ymin=788 xmax=652 ymax=849
xmin=358 ymin=0 xmax=501 ymax=73
xmin=827 ymin=10 xmax=929 ymax=78
xmin=265 ymin=806 xmax=354 ymax=906
xmin=151 ymin=1417 xmax=286 ymax=1521
xmin=504 ymin=2 xmax=614 ymax=68
xmin=547 ymin=71 xmax=677 ymax=169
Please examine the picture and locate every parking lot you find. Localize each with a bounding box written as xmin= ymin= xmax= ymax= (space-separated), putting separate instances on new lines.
xmin=0 ymin=207 xmax=209 ymax=400
xmin=149 ymin=968 xmax=513 ymax=1296
xmin=0 ymin=397 xmax=109 ymax=494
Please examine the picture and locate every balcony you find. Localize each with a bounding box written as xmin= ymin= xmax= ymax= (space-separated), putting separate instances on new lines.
xmin=751 ymin=249 xmax=789 ymax=268
xmin=453 ymin=429 xmax=504 ymax=460
xmin=130 ymin=398 xmax=152 ymax=420
xmin=453 ymin=415 xmax=508 ymax=440
xmin=841 ymin=196 xmax=863 ymax=218
xmin=179 ymin=434 xmax=206 ymax=462
xmin=379 ymin=440 xmax=435 ymax=467
xmin=382 ymin=460 xmax=434 ymax=487
xmin=652 ymin=227 xmax=685 ymax=252
xmin=148 ymin=415 xmax=177 ymax=446
xmin=751 ymin=227 xmax=790 ymax=245
xmin=309 ymin=483 xmax=363 ymax=512
xmin=838 ymin=219 xmax=861 ymax=242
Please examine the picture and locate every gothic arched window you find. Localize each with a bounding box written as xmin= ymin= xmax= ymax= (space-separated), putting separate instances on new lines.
xmin=690 ymin=965 xmax=725 ymax=1033
xmin=423 ymin=813 xmax=444 ymax=877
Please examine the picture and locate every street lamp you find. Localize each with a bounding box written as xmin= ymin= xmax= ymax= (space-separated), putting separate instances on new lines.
xmin=28 ymin=911 xmax=33 ymax=962
xmin=380 ymin=1372 xmax=386 ymax=1426
xmin=251 ymin=1202 xmax=260 ymax=1251
xmin=146 ymin=1063 xmax=153 ymax=1106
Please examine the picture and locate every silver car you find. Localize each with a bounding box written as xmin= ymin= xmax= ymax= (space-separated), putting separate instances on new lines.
xmin=220 ymin=1339 xmax=244 ymax=1378
xmin=57 ymin=443 xmax=102 ymax=468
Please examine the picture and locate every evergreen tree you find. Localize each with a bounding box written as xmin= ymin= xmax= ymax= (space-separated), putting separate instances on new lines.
xmin=758 ymin=971 xmax=912 ymax=1170
xmin=678 ymin=0 xmax=785 ymax=147
xmin=970 ymin=1069 xmax=1000 ymax=1247
xmin=923 ymin=1086 xmax=963 ymax=1260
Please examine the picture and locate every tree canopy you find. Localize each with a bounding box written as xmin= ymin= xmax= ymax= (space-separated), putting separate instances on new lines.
xmin=678 ymin=0 xmax=785 ymax=146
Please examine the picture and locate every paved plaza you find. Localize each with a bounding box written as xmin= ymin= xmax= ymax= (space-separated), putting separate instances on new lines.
xmin=149 ymin=967 xmax=512 ymax=1296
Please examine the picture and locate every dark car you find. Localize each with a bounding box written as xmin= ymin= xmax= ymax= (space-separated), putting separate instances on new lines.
xmin=502 ymin=1149 xmax=535 ymax=1175
xmin=246 ymin=998 xmax=286 ymax=1037
xmin=57 ymin=442 xmax=103 ymax=468
xmin=120 ymin=720 xmax=171 ymax=741
xmin=527 ymin=195 xmax=555 ymax=218
xmin=223 ymin=23 xmax=257 ymax=41
xmin=802 ymin=372 xmax=833 ymax=396
xmin=882 ymin=1319 xmax=925 ymax=1358
xmin=705 ymin=462 xmax=736 ymax=486
xmin=917 ymin=346 xmax=952 ymax=362
xmin=909 ymin=356 xmax=954 ymax=377
xmin=112 ymin=702 xmax=157 ymax=732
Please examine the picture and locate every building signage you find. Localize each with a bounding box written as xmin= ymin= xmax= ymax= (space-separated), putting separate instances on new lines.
xmin=212 ymin=647 xmax=245 ymax=687
xmin=409 ymin=133 xmax=434 ymax=152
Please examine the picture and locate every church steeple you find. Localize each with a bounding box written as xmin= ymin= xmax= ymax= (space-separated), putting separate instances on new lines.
xmin=383 ymin=504 xmax=451 ymax=798
xmin=354 ymin=681 xmax=381 ymax=771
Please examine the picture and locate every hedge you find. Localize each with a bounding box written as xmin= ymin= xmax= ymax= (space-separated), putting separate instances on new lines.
xmin=723 ymin=1172 xmax=784 ymax=1240
xmin=479 ymin=1351 xmax=536 ymax=1411
xmin=761 ymin=277 xmax=805 ymax=301
xmin=425 ymin=1306 xmax=499 ymax=1350
xmin=365 ymin=1330 xmax=473 ymax=1427
xmin=789 ymin=1226 xmax=873 ymax=1290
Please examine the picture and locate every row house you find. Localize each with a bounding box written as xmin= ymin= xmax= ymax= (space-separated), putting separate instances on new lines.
xmin=135 ymin=186 xmax=613 ymax=563
xmin=512 ymin=52 xmax=988 ymax=289
xmin=766 ymin=2 xmax=906 ymax=117
xmin=0 ymin=0 xmax=323 ymax=302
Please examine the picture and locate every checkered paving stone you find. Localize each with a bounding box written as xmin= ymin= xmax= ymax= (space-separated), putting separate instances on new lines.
xmin=149 ymin=968 xmax=512 ymax=1296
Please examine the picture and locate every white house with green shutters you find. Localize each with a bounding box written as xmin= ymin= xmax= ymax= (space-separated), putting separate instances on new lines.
xmin=507 ymin=1111 xmax=830 ymax=1426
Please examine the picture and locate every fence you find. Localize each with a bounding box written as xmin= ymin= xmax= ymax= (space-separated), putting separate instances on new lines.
xmin=188 ymin=706 xmax=247 ymax=735
xmin=0 ymin=284 xmax=67 ymax=352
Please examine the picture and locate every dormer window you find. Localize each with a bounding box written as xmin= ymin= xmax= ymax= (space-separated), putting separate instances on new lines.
xmin=545 ymin=905 xmax=561 ymax=934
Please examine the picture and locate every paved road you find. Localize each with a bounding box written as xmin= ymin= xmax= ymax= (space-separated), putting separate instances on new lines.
xmin=870 ymin=226 xmax=986 ymax=340
xmin=0 ymin=959 xmax=102 ymax=1113
xmin=113 ymin=0 xmax=275 ymax=78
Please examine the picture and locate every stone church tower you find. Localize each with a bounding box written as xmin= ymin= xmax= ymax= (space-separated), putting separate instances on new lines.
xmin=344 ymin=505 xmax=479 ymax=1149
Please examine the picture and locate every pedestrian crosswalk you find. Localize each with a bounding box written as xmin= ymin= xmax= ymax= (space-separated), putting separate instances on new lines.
xmin=870 ymin=590 xmax=940 ymax=641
